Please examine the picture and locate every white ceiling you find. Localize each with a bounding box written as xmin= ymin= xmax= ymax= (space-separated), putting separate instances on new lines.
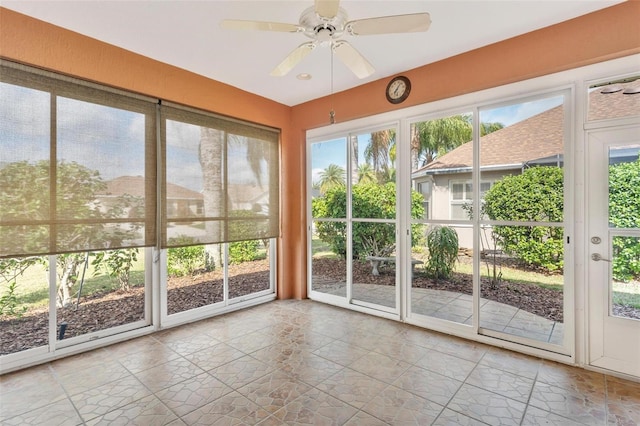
xmin=2 ymin=1 xmax=623 ymax=106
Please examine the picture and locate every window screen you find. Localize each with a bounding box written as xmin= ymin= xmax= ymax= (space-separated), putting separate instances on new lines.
xmin=161 ymin=105 xmax=280 ymax=247
xmin=0 ymin=63 xmax=156 ymax=257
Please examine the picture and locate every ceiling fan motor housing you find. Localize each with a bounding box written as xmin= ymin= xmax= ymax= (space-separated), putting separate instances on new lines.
xmin=300 ymin=6 xmax=347 ymax=42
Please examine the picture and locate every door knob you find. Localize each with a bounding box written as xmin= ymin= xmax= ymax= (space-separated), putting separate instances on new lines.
xmin=591 ymin=253 xmax=611 ymax=262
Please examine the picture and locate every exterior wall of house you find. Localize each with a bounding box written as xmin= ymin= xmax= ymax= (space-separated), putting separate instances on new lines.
xmin=1 ymin=3 xmax=638 ymax=299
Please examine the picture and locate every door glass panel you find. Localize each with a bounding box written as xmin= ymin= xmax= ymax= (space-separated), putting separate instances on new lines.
xmin=409 ymin=112 xmax=474 ymax=323
xmin=608 ymin=145 xmax=640 ymax=321
xmin=311 ymin=220 xmax=347 ymax=297
xmin=611 ymin=236 xmax=640 ymax=320
xmin=0 ymin=256 xmax=49 ymax=355
xmin=310 ymin=137 xmax=347 ymax=297
xmin=352 ymin=221 xmax=397 ymax=309
xmin=479 ymin=95 xmax=566 ymax=345
xmin=351 ymin=129 xmax=397 ymax=310
xmin=56 ymin=248 xmax=146 ymax=341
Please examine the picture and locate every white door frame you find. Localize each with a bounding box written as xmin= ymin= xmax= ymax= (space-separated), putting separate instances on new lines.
xmin=586 ymin=125 xmax=640 ymax=378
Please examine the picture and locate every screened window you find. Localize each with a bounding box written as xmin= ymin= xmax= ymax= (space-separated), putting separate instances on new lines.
xmin=450 ymin=180 xmax=492 ymax=220
xmin=0 ymin=64 xmax=156 ymax=258
xmin=161 ymin=105 xmax=279 ymax=248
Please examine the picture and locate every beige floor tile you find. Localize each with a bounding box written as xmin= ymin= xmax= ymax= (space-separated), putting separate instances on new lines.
xmin=393 ymin=365 xmax=463 ymax=406
xmin=180 ymin=391 xmax=271 ymax=425
xmin=238 ymin=370 xmax=312 ymax=413
xmin=606 ymin=376 xmax=640 ymax=426
xmin=317 ymin=368 xmax=388 ymax=409
xmin=529 ymin=380 xmax=607 ymax=425
xmin=521 ymin=405 xmax=585 ymax=425
xmin=466 ymin=364 xmax=534 ymax=403
xmin=414 ymin=348 xmax=477 ymax=381
xmin=343 ymin=410 xmax=389 ymax=425
xmin=272 ymin=388 xmax=359 ymax=425
xmin=448 ymin=383 xmax=526 ymax=426
xmin=117 ymin=343 xmax=182 ymax=373
xmin=208 ymin=354 xmax=274 ymax=389
xmin=432 ymin=408 xmax=490 ymax=425
xmin=70 ymin=374 xmax=151 ymax=421
xmin=434 ymin=337 xmax=488 ymax=362
xmin=55 ymin=359 xmax=133 ymax=396
xmin=1 ymin=398 xmax=83 ymax=426
xmin=85 ymin=394 xmax=177 ymax=426
xmin=350 ymin=351 xmax=411 ymax=384
xmin=479 ymin=349 xmax=541 ymax=379
xmin=183 ymin=341 xmax=246 ymax=371
xmin=362 ymin=385 xmax=444 ymax=425
xmin=372 ymin=337 xmax=432 ymax=364
xmin=154 ymin=372 xmax=233 ymax=417
xmin=0 ymin=371 xmax=66 ymax=421
xmin=537 ymin=360 xmax=606 ymax=392
xmin=312 ymin=339 xmax=368 ymax=366
xmin=133 ymin=357 xmax=205 ymax=393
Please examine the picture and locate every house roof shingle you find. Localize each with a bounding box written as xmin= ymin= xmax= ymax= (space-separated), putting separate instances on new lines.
xmin=417 ymin=81 xmax=639 ymax=174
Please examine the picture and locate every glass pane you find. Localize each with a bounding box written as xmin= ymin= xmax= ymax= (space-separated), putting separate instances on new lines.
xmin=608 ymin=146 xmax=640 ymax=228
xmin=410 ymin=112 xmax=473 ymax=222
xmin=611 ymin=236 xmax=640 ymax=320
xmin=167 ymin=243 xmax=222 ymax=315
xmin=228 ymin=239 xmax=272 ymax=300
xmin=479 ymin=225 xmax=564 ymax=344
xmin=311 ymin=138 xmax=347 ymax=218
xmin=57 ymin=97 xmax=148 ymax=252
xmin=410 ymin=224 xmax=470 ymax=323
xmin=56 ymin=248 xmax=146 ymax=341
xmin=588 ymin=76 xmax=640 ymax=122
xmin=352 ymin=222 xmax=396 ymax=309
xmin=0 ymin=256 xmax=49 ymax=355
xmin=0 ymin=83 xmax=51 ymax=257
xmin=311 ymin=220 xmax=346 ymax=297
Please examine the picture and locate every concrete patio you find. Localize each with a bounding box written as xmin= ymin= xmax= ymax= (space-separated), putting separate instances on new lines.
xmin=315 ymin=282 xmax=564 ymax=345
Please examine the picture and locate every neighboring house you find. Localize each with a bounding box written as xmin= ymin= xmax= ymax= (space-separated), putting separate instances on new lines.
xmin=412 ymin=83 xmax=639 ymax=249
xmin=99 ymin=176 xmax=204 ymax=218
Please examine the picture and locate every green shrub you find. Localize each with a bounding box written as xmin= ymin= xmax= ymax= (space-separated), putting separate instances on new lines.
xmin=609 ymin=159 xmax=640 ymax=282
xmin=167 ymin=235 xmax=205 ymax=277
xmin=229 ymin=240 xmax=261 ymax=264
xmin=312 ymin=183 xmax=424 ymax=259
xmin=484 ymin=167 xmax=564 ymax=272
xmin=425 ymin=226 xmax=459 ymax=279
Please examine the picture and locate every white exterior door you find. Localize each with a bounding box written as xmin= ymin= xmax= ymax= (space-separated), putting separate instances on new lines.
xmin=587 ymin=125 xmax=640 ymax=378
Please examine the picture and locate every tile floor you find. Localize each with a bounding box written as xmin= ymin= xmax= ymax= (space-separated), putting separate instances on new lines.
xmin=1 ymin=299 xmax=639 ymax=425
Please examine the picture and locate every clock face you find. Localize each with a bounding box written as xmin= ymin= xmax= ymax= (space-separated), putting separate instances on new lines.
xmin=386 ymin=76 xmax=411 ymax=104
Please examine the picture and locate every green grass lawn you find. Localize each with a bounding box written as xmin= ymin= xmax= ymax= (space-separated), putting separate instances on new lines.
xmin=2 ymin=254 xmax=145 ymax=312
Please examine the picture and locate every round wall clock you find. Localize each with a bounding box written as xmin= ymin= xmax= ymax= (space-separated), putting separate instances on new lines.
xmin=386 ymin=75 xmax=411 ymax=104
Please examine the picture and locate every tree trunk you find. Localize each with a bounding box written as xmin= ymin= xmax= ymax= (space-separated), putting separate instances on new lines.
xmin=199 ymin=127 xmax=225 ymax=268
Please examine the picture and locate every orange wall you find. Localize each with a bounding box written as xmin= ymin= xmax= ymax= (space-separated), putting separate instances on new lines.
xmin=1 ymin=3 xmax=639 ymax=300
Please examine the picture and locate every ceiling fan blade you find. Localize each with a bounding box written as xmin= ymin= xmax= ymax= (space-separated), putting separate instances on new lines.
xmin=333 ymin=41 xmax=375 ymax=79
xmin=220 ymin=19 xmax=302 ymax=33
xmin=270 ymin=42 xmax=317 ymax=77
xmin=346 ymin=13 xmax=431 ymax=36
xmin=315 ymin=0 xmax=340 ymax=19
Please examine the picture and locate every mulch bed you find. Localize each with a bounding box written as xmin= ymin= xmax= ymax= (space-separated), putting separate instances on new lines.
xmin=2 ymin=257 xmax=638 ymax=356
xmin=0 ymin=260 xmax=270 ymax=355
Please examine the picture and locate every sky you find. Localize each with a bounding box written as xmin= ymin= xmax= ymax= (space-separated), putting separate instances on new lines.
xmin=2 ymin=80 xmax=563 ymax=191
xmin=1 ymin=81 xmax=266 ymax=193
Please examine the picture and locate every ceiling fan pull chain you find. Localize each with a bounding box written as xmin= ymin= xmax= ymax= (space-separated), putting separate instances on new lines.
xmin=330 ymin=42 xmax=335 ymax=124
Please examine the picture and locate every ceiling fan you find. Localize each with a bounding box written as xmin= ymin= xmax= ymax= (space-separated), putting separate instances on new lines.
xmin=220 ymin=0 xmax=431 ymax=79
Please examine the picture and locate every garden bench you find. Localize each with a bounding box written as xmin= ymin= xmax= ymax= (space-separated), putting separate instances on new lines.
xmin=365 ymin=256 xmax=424 ymax=276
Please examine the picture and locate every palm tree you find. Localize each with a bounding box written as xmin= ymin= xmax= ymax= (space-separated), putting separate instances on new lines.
xmin=317 ymin=164 xmax=346 ymax=194
xmin=410 ymin=115 xmax=504 ymax=169
xmin=357 ymin=163 xmax=376 ymax=184
xmin=410 ymin=115 xmax=472 ymax=169
xmin=365 ymin=129 xmax=396 ymax=183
